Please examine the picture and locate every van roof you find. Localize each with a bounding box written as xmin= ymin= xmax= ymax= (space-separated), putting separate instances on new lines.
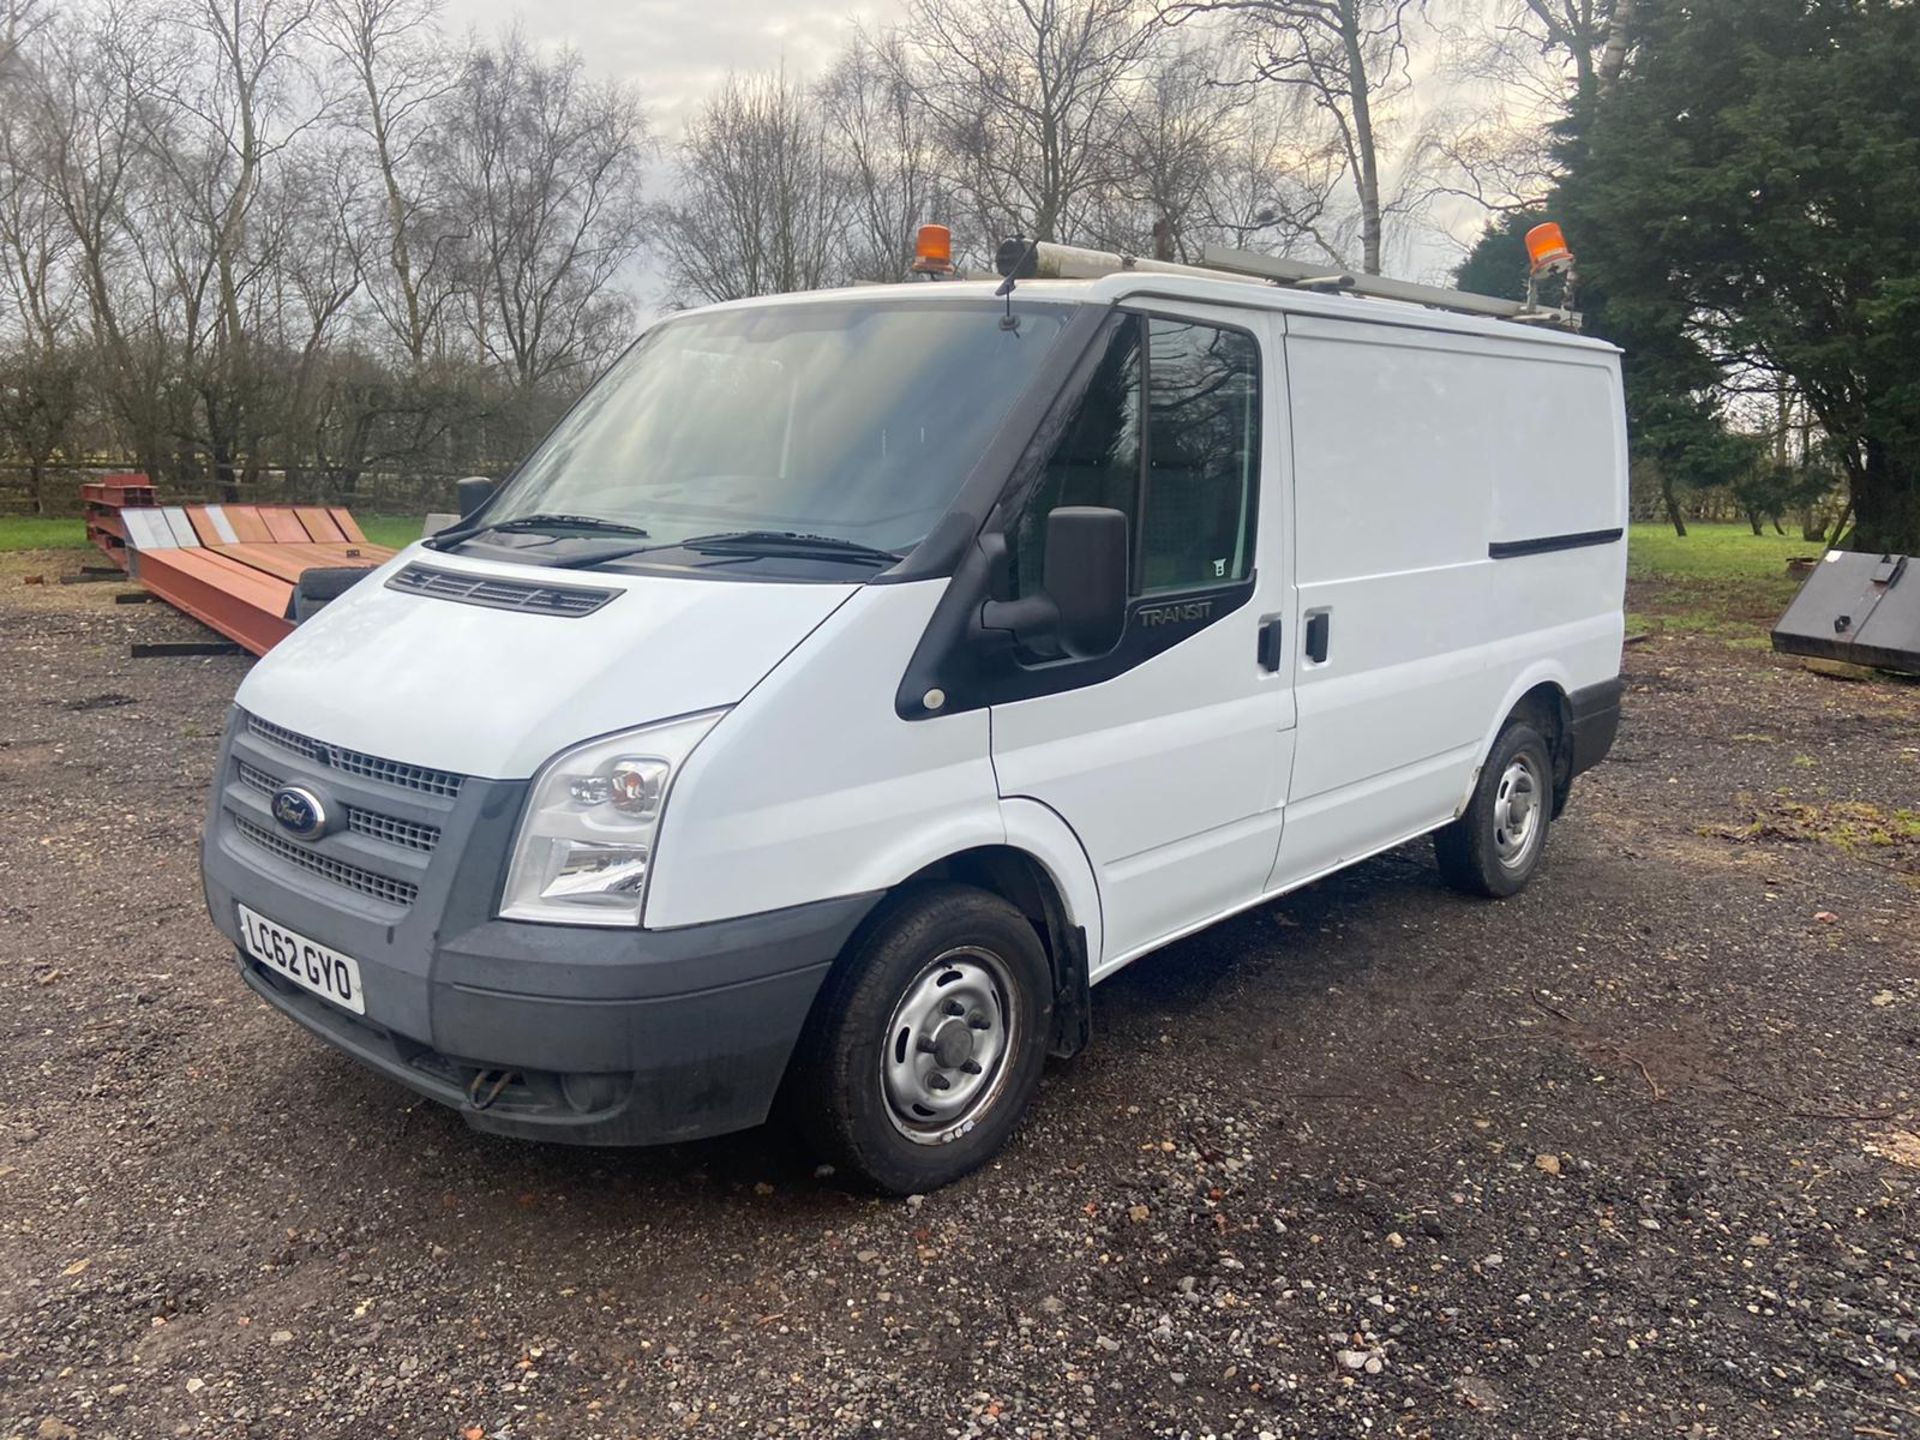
xmin=687 ymin=274 xmax=1622 ymax=356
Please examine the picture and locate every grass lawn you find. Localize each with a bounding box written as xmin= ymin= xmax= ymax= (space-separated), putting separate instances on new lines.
xmin=0 ymin=514 xmax=425 ymax=553
xmin=0 ymin=516 xmax=92 ymax=551
xmin=1625 ymin=521 xmax=1814 ymax=642
xmin=1627 ymin=522 xmax=1818 ymax=583
xmin=357 ymin=515 xmax=426 ymax=549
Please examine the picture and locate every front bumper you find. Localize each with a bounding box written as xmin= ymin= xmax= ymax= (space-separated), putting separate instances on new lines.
xmin=202 ymin=709 xmax=879 ymax=1145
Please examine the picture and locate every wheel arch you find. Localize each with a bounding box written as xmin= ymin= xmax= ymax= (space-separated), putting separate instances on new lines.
xmin=1470 ymin=665 xmax=1576 ymax=818
xmin=811 ymin=799 xmax=1100 ymax=1063
xmin=884 ymin=836 xmax=1094 ymax=1059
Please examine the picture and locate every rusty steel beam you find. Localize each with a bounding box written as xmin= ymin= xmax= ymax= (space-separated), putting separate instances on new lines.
xmin=129 ymin=548 xmax=295 ymax=656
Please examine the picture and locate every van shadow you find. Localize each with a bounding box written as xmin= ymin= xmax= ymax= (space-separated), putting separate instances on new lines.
xmin=295 ymin=837 xmax=1458 ymax=1229
xmin=1083 ymin=839 xmax=1452 ymax=1027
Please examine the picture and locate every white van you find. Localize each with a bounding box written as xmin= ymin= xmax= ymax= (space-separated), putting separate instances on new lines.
xmin=201 ymin=250 xmax=1626 ymax=1193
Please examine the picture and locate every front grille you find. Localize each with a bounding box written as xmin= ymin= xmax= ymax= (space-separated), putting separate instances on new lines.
xmin=347 ymin=809 xmax=439 ymax=853
xmin=236 ymin=760 xmax=440 ymax=853
xmin=386 ymin=562 xmax=618 ymax=618
xmin=245 ymin=713 xmax=464 ymax=798
xmin=234 ymin=816 xmax=420 ymax=908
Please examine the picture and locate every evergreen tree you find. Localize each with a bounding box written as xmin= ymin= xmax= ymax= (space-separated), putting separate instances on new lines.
xmin=1560 ymin=0 xmax=1920 ymax=553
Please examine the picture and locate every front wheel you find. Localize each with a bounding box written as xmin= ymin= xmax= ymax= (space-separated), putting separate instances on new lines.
xmin=786 ymin=884 xmax=1053 ymax=1194
xmin=1434 ymin=720 xmax=1552 ymax=898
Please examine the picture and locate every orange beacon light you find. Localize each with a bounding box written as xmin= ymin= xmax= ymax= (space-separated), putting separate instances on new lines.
xmin=1525 ymin=222 xmax=1574 ymax=273
xmin=912 ymin=223 xmax=955 ymax=276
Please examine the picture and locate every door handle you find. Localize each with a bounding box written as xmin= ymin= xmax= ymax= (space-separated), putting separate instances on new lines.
xmin=1304 ymin=610 xmax=1331 ymax=664
xmin=1257 ymin=616 xmax=1284 ymax=671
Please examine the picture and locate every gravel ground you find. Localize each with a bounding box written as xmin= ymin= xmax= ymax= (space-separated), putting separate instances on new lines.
xmin=2 ymin=555 xmax=1918 ymax=1440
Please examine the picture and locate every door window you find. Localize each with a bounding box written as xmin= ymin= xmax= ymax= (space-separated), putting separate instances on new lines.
xmin=1015 ymin=312 xmax=1259 ymax=599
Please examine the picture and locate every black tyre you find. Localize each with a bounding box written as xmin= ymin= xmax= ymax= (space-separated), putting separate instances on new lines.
xmin=1434 ymin=720 xmax=1552 ymax=898
xmin=786 ymin=884 xmax=1053 ymax=1194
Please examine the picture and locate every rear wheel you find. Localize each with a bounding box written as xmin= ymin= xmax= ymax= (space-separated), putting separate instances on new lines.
xmin=787 ymin=884 xmax=1052 ymax=1194
xmin=1435 ymin=720 xmax=1552 ymax=898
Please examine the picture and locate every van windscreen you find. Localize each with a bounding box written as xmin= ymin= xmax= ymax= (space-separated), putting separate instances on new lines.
xmin=485 ymin=298 xmax=1073 ymax=558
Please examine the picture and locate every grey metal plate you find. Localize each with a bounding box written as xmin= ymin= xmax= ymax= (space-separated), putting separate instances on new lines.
xmin=1772 ymin=550 xmax=1919 ymax=674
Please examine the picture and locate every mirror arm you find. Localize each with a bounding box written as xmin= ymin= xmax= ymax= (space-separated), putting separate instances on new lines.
xmin=979 ymin=593 xmax=1062 ymax=651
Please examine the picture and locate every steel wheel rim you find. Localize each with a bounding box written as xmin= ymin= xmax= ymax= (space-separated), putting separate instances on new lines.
xmin=1492 ymin=754 xmax=1543 ymax=870
xmin=880 ymin=946 xmax=1020 ymax=1146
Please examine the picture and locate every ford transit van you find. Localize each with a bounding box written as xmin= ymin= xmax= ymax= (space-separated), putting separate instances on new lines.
xmin=201 ymin=253 xmax=1625 ymax=1193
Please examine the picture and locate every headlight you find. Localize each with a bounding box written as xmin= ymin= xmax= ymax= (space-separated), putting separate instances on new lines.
xmin=500 ymin=710 xmax=725 ymax=926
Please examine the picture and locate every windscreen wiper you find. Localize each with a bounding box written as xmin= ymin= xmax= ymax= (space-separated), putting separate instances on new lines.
xmin=681 ymin=530 xmax=902 ymax=564
xmin=550 ymin=530 xmax=902 ymax=571
xmin=427 ymin=512 xmax=652 ymax=550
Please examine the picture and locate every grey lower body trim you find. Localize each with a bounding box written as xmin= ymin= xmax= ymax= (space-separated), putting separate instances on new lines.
xmin=237 ymin=944 xmax=841 ymax=1146
xmin=220 ymin=887 xmax=879 ymax=1145
xmin=1568 ymin=676 xmax=1623 ymax=778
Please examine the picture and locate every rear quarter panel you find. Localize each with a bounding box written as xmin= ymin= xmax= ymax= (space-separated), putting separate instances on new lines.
xmin=1277 ymin=319 xmax=1625 ymax=878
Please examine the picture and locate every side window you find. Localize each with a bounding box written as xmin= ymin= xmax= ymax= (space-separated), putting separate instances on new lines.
xmin=1015 ymin=312 xmax=1259 ymax=601
xmin=1013 ymin=317 xmax=1140 ymax=598
xmin=1140 ymin=319 xmax=1260 ymax=594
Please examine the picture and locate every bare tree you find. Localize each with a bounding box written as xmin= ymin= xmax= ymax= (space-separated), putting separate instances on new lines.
xmin=0 ymin=46 xmax=72 ymax=352
xmin=896 ymin=0 xmax=1150 ymax=244
xmin=1465 ymin=0 xmax=1621 ymax=108
xmin=1083 ymin=39 xmax=1239 ymax=258
xmin=438 ymin=29 xmax=649 ymax=392
xmin=253 ymin=141 xmax=367 ymax=491
xmin=8 ymin=0 xmax=1441 ymax=514
xmin=0 ymin=0 xmax=659 ymax=507
xmin=1080 ymin=37 xmax=1338 ymax=262
xmin=657 ymin=68 xmax=852 ymax=303
xmin=139 ymin=0 xmax=324 ymax=494
xmin=316 ymin=0 xmax=460 ymax=365
xmin=0 ymin=2 xmax=84 ymax=511
xmin=1191 ymin=79 xmax=1349 ymax=257
xmin=19 ymin=5 xmax=188 ymax=479
xmin=819 ymin=32 xmax=942 ymax=282
xmin=0 ymin=104 xmax=81 ymax=516
xmin=0 ymin=0 xmax=46 ymax=81
xmin=1165 ymin=0 xmax=1423 ymax=275
xmin=1425 ymin=0 xmax=1637 ymax=215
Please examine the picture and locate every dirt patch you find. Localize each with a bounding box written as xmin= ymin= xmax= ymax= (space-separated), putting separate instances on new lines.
xmin=1864 ymin=1127 xmax=1920 ymax=1170
xmin=1708 ymin=796 xmax=1920 ymax=884
xmin=1 ymin=606 xmax=1918 ymax=1439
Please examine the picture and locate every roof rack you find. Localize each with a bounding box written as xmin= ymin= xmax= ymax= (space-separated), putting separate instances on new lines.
xmin=994 ymin=239 xmax=1582 ymax=332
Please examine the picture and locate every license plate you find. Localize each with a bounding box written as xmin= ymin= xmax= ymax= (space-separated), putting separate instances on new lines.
xmin=237 ymin=904 xmax=366 ymax=1015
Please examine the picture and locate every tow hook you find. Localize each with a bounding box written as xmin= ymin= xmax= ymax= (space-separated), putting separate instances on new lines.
xmin=466 ymin=1068 xmax=518 ymax=1111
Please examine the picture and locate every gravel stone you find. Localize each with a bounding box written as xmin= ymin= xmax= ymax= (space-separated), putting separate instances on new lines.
xmin=0 ymin=560 xmax=1915 ymax=1437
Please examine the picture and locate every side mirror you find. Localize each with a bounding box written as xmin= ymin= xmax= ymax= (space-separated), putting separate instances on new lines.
xmin=455 ymin=475 xmax=497 ymax=519
xmin=982 ymin=505 xmax=1129 ymax=660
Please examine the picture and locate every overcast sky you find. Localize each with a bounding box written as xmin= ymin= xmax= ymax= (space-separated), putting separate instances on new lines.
xmin=449 ymin=0 xmax=903 ymax=133
xmin=443 ymin=0 xmax=1485 ymax=293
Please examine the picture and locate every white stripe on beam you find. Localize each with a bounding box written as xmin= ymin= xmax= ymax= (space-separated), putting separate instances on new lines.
xmin=201 ymin=505 xmax=240 ymax=543
xmin=161 ymin=507 xmax=200 ymax=547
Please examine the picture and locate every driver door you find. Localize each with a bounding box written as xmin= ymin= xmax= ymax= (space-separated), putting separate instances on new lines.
xmin=988 ymin=304 xmax=1297 ymax=975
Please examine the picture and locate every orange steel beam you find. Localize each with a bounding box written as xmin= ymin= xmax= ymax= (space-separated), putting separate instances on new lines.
xmin=81 ymin=476 xmax=390 ymax=654
xmin=85 ymin=510 xmax=133 ymax=570
xmin=184 ymin=507 xmax=229 ymax=546
xmin=208 ymin=541 xmax=393 ymax=584
xmin=130 ymin=548 xmax=294 ymax=656
xmin=294 ymin=506 xmax=347 ymax=542
xmin=222 ymin=505 xmax=275 ymax=543
xmin=260 ymin=509 xmax=309 ymax=543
